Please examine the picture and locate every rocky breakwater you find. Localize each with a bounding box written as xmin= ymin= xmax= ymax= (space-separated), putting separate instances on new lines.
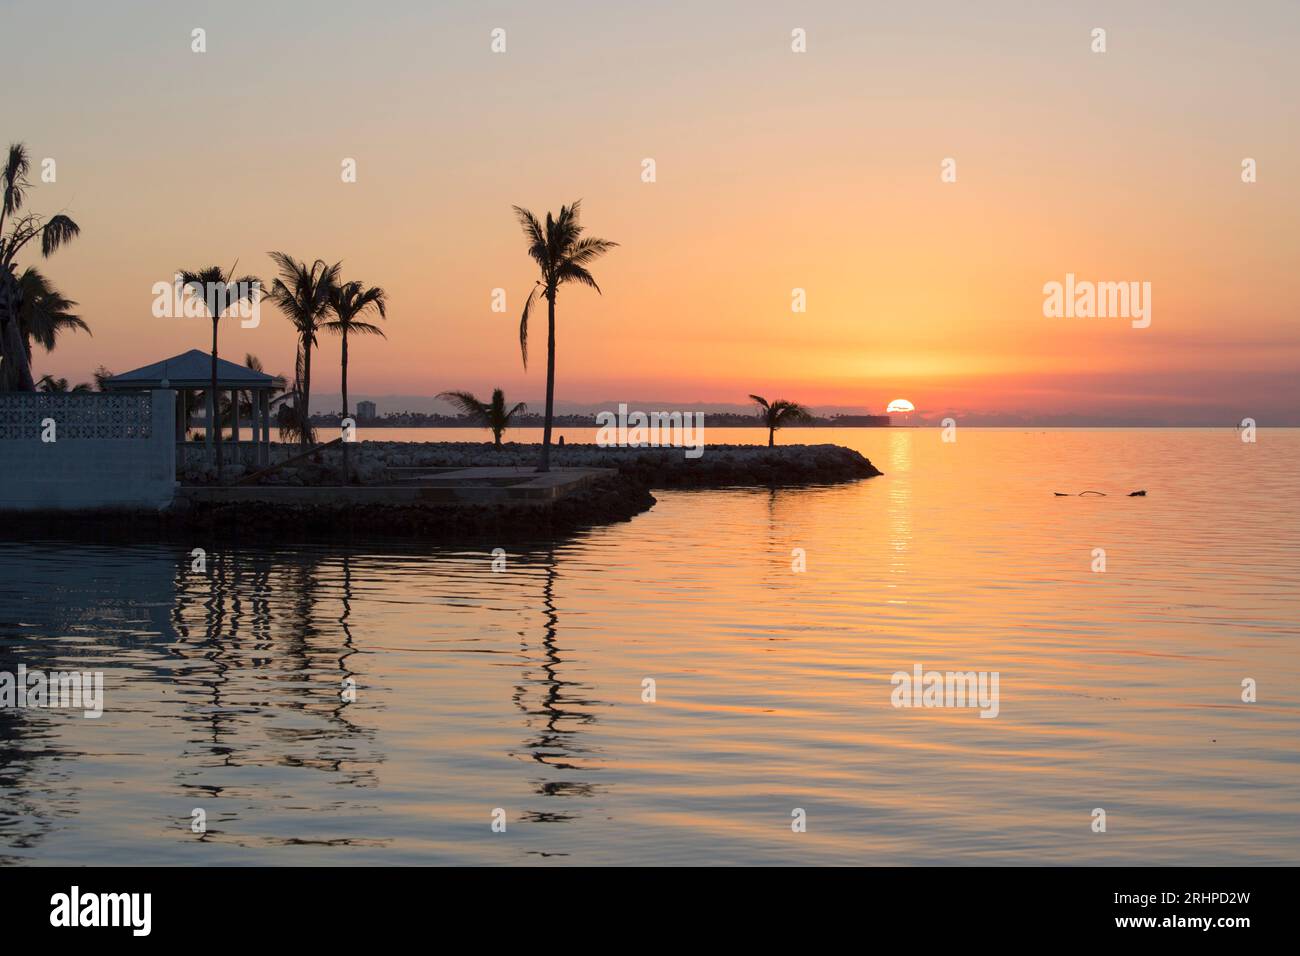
xmin=171 ymin=470 xmax=656 ymax=541
xmin=159 ymin=441 xmax=881 ymax=541
xmin=184 ymin=441 xmax=882 ymax=489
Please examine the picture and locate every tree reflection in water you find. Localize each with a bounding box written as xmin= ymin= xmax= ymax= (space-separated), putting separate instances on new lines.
xmin=511 ymin=546 xmax=606 ymax=835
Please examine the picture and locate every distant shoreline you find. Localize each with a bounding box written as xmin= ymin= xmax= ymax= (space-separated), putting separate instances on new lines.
xmin=308 ymin=416 xmax=893 ymax=429
xmin=299 ymin=422 xmax=1290 ymax=429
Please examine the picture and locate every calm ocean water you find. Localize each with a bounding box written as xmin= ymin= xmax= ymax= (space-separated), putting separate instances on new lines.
xmin=1 ymin=428 xmax=1297 ymax=865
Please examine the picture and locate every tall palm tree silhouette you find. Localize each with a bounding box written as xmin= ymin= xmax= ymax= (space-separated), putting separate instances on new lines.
xmin=266 ymin=252 xmax=340 ymax=448
xmin=325 ymin=279 xmax=386 ymax=482
xmin=749 ymin=394 xmax=813 ymax=447
xmin=1 ymin=143 xmax=80 ymax=391
xmin=178 ymin=263 xmax=261 ymax=480
xmin=513 ymin=201 xmax=616 ymax=472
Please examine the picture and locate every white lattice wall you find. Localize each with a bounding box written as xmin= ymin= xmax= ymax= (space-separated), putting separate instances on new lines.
xmin=0 ymin=392 xmax=154 ymax=440
xmin=0 ymin=390 xmax=176 ymax=510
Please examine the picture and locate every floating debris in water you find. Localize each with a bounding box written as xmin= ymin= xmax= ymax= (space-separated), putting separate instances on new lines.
xmin=1053 ymin=490 xmax=1148 ymax=497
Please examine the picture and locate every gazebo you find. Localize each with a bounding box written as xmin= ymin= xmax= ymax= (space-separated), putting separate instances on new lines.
xmin=104 ymin=349 xmax=280 ymax=467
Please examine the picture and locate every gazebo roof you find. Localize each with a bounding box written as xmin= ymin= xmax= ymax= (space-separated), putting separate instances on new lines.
xmin=104 ymin=349 xmax=278 ymax=390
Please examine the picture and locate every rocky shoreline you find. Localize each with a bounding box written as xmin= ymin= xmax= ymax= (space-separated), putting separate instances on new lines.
xmin=179 ymin=470 xmax=658 ymax=540
xmin=181 ymin=440 xmax=883 ymax=488
xmin=6 ymin=442 xmax=881 ymax=543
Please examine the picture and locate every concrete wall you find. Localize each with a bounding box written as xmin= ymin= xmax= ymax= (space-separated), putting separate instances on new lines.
xmin=0 ymin=390 xmax=176 ymax=511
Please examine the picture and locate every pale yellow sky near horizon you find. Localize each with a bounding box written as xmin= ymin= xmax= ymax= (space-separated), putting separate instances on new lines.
xmin=7 ymin=0 xmax=1298 ymax=422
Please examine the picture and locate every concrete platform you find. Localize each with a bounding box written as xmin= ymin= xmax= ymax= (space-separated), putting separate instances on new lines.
xmin=179 ymin=466 xmax=616 ymax=507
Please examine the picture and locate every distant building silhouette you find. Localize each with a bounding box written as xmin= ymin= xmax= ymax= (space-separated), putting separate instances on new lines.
xmin=356 ymin=400 xmax=377 ymax=421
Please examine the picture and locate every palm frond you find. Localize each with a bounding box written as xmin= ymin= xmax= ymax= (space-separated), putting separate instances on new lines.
xmin=277 ymin=401 xmax=312 ymax=443
xmin=229 ymin=273 xmax=262 ymax=306
xmin=36 ymin=373 xmax=88 ymax=392
xmin=566 ymin=236 xmax=619 ymax=266
xmin=266 ymin=250 xmax=301 ymax=286
xmin=39 ymin=214 xmax=80 ymax=257
xmin=512 ymin=205 xmax=546 ymax=250
xmin=554 ymin=200 xmax=582 ymax=244
xmin=437 ymin=390 xmax=487 ymax=421
xmin=770 ymin=400 xmax=813 ymax=426
xmin=519 ymin=283 xmax=540 ymax=369
xmin=556 ymin=261 xmax=601 ymax=293
xmin=17 ymin=266 xmax=87 ymax=353
xmin=3 ymin=143 xmax=29 ymax=217
xmin=179 ymin=266 xmax=223 ymax=288
xmin=325 ymin=319 xmax=385 ymax=337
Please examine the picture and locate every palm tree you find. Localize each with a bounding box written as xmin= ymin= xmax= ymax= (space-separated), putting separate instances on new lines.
xmin=266 ymin=252 xmax=340 ymax=448
xmin=270 ymin=348 xmax=311 ymax=445
xmin=276 ymin=400 xmax=307 ymax=443
xmin=438 ymin=389 xmax=528 ymax=446
xmin=749 ymin=394 xmax=813 ymax=447
xmin=178 ymin=264 xmax=262 ymax=480
xmin=514 ymin=200 xmax=616 ymax=472
xmin=37 ymin=374 xmax=91 ymax=392
xmin=1 ymin=143 xmax=80 ymax=391
xmin=325 ymin=280 xmax=387 ymax=482
xmin=239 ymin=353 xmax=285 ymax=420
xmin=200 ymin=353 xmax=286 ymax=439
xmin=16 ymin=266 xmax=89 ymax=366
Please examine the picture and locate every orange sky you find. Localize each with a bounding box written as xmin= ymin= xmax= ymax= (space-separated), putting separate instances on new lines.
xmin=8 ymin=0 xmax=1298 ymax=423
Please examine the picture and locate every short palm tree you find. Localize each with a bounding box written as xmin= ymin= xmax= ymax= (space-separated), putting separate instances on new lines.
xmin=266 ymin=252 xmax=340 ymax=448
xmin=514 ymin=200 xmax=616 ymax=472
xmin=178 ymin=263 xmax=261 ymax=479
xmin=438 ymin=389 xmax=528 ymax=446
xmin=16 ymin=266 xmax=89 ymax=363
xmin=1 ymin=143 xmax=81 ymax=390
xmin=749 ymin=394 xmax=813 ymax=447
xmin=325 ymin=280 xmax=386 ymax=482
xmin=207 ymin=353 xmax=287 ymax=436
xmin=238 ymin=353 xmax=285 ymax=420
xmin=37 ymin=374 xmax=91 ymax=392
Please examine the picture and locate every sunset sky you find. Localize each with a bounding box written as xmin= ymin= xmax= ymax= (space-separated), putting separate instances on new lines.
xmin=8 ymin=0 xmax=1298 ymax=423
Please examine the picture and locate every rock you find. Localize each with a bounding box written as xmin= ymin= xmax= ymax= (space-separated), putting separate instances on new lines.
xmin=178 ymin=440 xmax=882 ymax=491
